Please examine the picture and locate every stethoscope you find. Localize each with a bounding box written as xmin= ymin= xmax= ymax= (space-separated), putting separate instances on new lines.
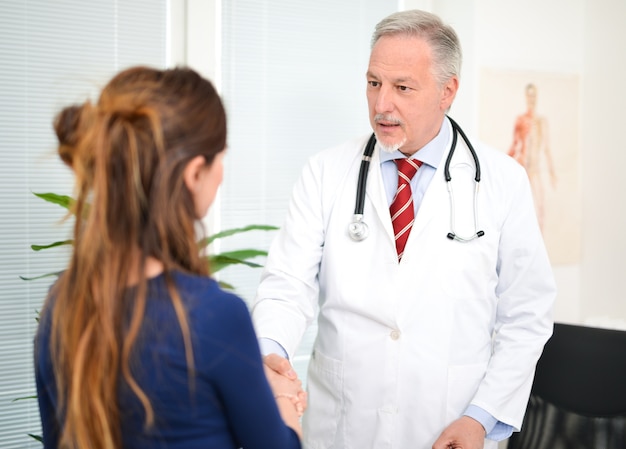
xmin=348 ymin=116 xmax=485 ymax=243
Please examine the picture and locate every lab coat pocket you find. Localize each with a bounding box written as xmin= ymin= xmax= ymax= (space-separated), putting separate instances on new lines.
xmin=445 ymin=362 xmax=488 ymax=422
xmin=303 ymin=349 xmax=344 ymax=449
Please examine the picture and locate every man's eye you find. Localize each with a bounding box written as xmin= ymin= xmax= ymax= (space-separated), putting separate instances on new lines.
xmin=398 ymin=85 xmax=409 ymax=91
xmin=368 ymin=81 xmax=380 ymax=87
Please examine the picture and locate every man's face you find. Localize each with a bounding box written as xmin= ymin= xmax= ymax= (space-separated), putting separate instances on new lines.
xmin=366 ymin=34 xmax=457 ymax=155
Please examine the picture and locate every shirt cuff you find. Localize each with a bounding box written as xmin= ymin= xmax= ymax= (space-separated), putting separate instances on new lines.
xmin=258 ymin=337 xmax=289 ymax=359
xmin=464 ymin=405 xmax=514 ymax=441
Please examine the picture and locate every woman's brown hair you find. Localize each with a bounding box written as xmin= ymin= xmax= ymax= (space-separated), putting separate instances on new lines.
xmin=46 ymin=66 xmax=226 ymax=449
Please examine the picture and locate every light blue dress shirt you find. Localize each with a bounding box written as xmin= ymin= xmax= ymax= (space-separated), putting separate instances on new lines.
xmin=260 ymin=118 xmax=513 ymax=441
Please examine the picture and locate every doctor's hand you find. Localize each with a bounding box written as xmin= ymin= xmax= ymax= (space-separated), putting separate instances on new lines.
xmin=432 ymin=416 xmax=485 ymax=449
xmin=263 ymin=353 xmax=307 ymax=416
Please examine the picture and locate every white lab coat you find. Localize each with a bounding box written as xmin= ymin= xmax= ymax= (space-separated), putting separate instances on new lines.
xmin=252 ymin=119 xmax=556 ymax=449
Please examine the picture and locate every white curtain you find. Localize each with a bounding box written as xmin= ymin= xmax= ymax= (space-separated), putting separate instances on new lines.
xmin=0 ymin=1 xmax=166 ymax=446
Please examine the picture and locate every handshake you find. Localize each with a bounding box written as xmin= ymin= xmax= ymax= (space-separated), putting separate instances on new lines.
xmin=264 ymin=353 xmax=308 ymax=418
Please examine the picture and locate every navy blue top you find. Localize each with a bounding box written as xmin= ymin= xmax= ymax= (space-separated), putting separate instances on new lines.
xmin=35 ymin=271 xmax=301 ymax=449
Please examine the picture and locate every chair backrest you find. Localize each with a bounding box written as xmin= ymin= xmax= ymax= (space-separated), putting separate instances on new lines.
xmin=533 ymin=322 xmax=626 ymax=416
xmin=507 ymin=322 xmax=626 ymax=449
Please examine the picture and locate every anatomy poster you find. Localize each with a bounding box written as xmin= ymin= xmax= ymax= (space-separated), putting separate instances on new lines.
xmin=479 ymin=68 xmax=580 ymax=265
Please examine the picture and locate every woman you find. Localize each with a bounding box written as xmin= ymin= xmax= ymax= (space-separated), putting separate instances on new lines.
xmin=34 ymin=66 xmax=304 ymax=449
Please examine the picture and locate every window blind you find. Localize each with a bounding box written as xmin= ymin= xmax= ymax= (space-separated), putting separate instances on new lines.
xmin=0 ymin=1 xmax=166 ymax=446
xmin=220 ymin=0 xmax=399 ymax=384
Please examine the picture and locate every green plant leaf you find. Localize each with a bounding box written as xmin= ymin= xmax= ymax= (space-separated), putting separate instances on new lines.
xmin=209 ymin=251 xmax=267 ymax=273
xmin=31 ymin=240 xmax=74 ymax=251
xmin=200 ymin=224 xmax=278 ymax=247
xmin=12 ymin=395 xmax=38 ymax=402
xmin=217 ymin=280 xmax=235 ymax=290
xmin=28 ymin=434 xmax=43 ymax=443
xmin=20 ymin=271 xmax=63 ymax=281
xmin=33 ymin=192 xmax=74 ymax=210
xmin=218 ymin=249 xmax=268 ymax=260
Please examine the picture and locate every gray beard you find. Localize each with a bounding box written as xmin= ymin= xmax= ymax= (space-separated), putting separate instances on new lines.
xmin=376 ymin=135 xmax=407 ymax=154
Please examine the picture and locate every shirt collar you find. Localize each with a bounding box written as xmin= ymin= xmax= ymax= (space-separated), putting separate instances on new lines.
xmin=378 ymin=117 xmax=450 ymax=169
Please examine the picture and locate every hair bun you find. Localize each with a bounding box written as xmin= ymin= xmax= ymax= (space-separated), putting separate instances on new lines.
xmin=54 ymin=103 xmax=90 ymax=167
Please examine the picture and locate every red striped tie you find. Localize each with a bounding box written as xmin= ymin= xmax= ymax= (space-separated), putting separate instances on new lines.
xmin=390 ymin=158 xmax=422 ymax=261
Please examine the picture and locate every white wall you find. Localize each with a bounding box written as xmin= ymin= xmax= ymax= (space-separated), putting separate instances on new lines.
xmin=471 ymin=0 xmax=585 ymax=325
xmin=402 ymin=0 xmax=626 ymax=328
xmin=580 ymin=0 xmax=626 ymax=326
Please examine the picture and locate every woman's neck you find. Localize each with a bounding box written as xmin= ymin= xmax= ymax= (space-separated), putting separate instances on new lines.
xmin=127 ymin=254 xmax=164 ymax=285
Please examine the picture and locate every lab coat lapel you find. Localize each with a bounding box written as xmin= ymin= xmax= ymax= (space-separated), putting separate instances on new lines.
xmin=365 ymin=145 xmax=396 ymax=247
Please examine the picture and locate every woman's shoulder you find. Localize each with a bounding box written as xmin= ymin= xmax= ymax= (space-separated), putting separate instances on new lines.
xmin=170 ymin=271 xmax=221 ymax=294
xmin=170 ymin=271 xmax=250 ymax=318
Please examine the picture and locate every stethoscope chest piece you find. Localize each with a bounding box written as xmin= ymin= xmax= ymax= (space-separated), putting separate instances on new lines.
xmin=348 ymin=214 xmax=369 ymax=241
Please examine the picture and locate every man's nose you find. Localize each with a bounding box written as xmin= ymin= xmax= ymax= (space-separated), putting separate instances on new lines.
xmin=375 ymin=87 xmax=394 ymax=114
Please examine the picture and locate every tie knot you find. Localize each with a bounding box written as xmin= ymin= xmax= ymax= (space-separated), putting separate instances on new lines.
xmin=394 ymin=158 xmax=421 ymax=183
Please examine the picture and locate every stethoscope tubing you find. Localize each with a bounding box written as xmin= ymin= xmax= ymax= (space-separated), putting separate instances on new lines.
xmin=445 ymin=116 xmax=481 ymax=183
xmin=354 ymin=134 xmax=377 ymax=215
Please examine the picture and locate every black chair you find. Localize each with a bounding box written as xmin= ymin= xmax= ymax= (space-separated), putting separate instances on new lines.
xmin=507 ymin=322 xmax=626 ymax=449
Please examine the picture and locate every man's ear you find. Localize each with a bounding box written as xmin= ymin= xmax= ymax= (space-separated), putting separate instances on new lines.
xmin=183 ymin=155 xmax=206 ymax=194
xmin=440 ymin=76 xmax=459 ymax=111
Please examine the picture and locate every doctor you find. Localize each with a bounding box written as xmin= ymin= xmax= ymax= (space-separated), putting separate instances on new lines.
xmin=252 ymin=9 xmax=556 ymax=449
